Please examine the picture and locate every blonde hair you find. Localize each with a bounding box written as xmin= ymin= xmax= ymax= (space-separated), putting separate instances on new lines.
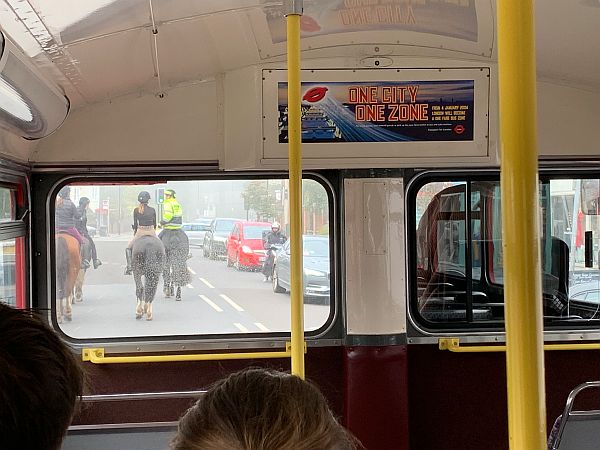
xmin=171 ymin=368 xmax=359 ymax=450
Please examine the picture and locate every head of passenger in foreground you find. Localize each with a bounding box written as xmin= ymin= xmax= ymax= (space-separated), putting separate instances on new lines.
xmin=0 ymin=303 xmax=84 ymax=450
xmin=171 ymin=368 xmax=359 ymax=450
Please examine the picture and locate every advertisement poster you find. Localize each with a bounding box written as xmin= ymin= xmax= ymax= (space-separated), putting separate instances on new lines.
xmin=278 ymin=80 xmax=475 ymax=143
xmin=264 ymin=0 xmax=478 ymax=44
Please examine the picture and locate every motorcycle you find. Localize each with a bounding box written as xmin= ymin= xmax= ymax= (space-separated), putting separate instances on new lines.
xmin=262 ymin=243 xmax=282 ymax=281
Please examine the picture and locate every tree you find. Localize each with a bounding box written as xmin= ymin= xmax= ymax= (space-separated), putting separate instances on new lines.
xmin=241 ymin=180 xmax=282 ymax=222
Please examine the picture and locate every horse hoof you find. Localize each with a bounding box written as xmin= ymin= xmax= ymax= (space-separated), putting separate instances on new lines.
xmin=176 ymin=296 xmax=181 ymax=301
xmin=65 ymin=315 xmax=72 ymax=322
xmin=136 ymin=314 xmax=142 ymax=320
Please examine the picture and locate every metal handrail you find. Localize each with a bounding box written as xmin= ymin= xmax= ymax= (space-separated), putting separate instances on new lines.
xmin=552 ymin=381 xmax=600 ymax=450
xmin=439 ymin=338 xmax=600 ymax=353
xmin=80 ymin=391 xmax=206 ymax=402
xmin=82 ymin=342 xmax=306 ymax=364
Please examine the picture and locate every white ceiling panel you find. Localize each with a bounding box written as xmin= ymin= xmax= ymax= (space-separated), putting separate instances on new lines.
xmin=64 ymin=28 xmax=155 ymax=102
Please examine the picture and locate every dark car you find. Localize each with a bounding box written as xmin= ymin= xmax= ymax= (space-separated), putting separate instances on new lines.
xmin=272 ymin=235 xmax=330 ymax=299
xmin=203 ymin=218 xmax=237 ymax=259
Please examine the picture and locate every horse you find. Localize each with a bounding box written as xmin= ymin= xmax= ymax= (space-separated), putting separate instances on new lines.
xmin=159 ymin=229 xmax=190 ymax=301
xmin=132 ymin=235 xmax=166 ymax=321
xmin=55 ymin=233 xmax=81 ymax=323
xmin=74 ymin=238 xmax=92 ymax=302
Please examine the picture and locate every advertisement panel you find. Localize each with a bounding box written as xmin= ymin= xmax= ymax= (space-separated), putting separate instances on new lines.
xmin=277 ymin=80 xmax=474 ymax=143
xmin=264 ymin=0 xmax=478 ymax=44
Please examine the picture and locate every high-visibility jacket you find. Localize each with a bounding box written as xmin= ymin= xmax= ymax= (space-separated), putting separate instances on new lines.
xmin=161 ymin=198 xmax=183 ymax=229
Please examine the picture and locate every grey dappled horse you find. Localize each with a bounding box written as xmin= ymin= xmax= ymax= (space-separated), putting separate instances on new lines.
xmin=132 ymin=235 xmax=165 ymax=321
xmin=159 ymin=229 xmax=190 ymax=301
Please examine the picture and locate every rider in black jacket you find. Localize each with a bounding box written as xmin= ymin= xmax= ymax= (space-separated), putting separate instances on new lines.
xmin=75 ymin=197 xmax=102 ymax=269
xmin=262 ymin=221 xmax=286 ymax=282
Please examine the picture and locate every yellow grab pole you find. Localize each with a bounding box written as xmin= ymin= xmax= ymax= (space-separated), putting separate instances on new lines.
xmin=286 ymin=2 xmax=305 ymax=379
xmin=497 ymin=1 xmax=546 ymax=449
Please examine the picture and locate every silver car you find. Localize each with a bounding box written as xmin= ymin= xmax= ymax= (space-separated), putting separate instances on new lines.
xmin=272 ymin=235 xmax=330 ymax=300
xmin=182 ymin=220 xmax=211 ymax=247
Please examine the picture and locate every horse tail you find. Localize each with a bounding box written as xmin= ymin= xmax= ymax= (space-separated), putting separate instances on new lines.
xmin=56 ymin=235 xmax=68 ymax=298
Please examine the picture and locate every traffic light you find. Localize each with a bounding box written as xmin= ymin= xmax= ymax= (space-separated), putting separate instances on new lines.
xmin=157 ymin=188 xmax=165 ymax=204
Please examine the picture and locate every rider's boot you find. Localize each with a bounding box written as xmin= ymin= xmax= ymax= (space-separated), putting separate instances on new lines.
xmin=135 ymin=300 xmax=143 ymax=319
xmin=93 ymin=259 xmax=102 ymax=269
xmin=124 ymin=248 xmax=133 ymax=275
xmin=80 ymin=252 xmax=90 ymax=270
xmin=145 ymin=302 xmax=153 ymax=321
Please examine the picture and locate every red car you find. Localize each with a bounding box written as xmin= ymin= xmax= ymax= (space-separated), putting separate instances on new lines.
xmin=226 ymin=221 xmax=272 ymax=270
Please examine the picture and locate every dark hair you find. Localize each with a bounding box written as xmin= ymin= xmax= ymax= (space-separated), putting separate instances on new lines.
xmin=58 ymin=186 xmax=71 ymax=199
xmin=0 ymin=304 xmax=84 ymax=450
xmin=172 ymin=368 xmax=358 ymax=450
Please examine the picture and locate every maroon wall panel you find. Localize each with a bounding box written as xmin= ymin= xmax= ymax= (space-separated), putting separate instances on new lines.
xmin=74 ymin=346 xmax=344 ymax=425
xmin=344 ymin=345 xmax=409 ymax=450
xmin=408 ymin=345 xmax=509 ymax=450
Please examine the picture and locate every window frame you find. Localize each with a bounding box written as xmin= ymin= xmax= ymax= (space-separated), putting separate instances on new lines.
xmin=35 ymin=170 xmax=342 ymax=352
xmin=407 ymin=168 xmax=600 ymax=334
xmin=0 ymin=170 xmax=29 ymax=310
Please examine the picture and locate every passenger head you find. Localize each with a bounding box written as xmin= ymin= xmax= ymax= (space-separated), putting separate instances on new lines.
xmin=79 ymin=197 xmax=90 ymax=207
xmin=138 ymin=191 xmax=151 ymax=204
xmin=165 ymin=189 xmax=176 ymax=199
xmin=0 ymin=303 xmax=84 ymax=450
xmin=58 ymin=186 xmax=71 ymax=199
xmin=271 ymin=221 xmax=280 ymax=232
xmin=171 ymin=368 xmax=357 ymax=450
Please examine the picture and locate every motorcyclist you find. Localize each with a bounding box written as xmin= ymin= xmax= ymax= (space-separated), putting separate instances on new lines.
xmin=75 ymin=197 xmax=102 ymax=269
xmin=125 ymin=191 xmax=157 ymax=275
xmin=262 ymin=221 xmax=286 ymax=282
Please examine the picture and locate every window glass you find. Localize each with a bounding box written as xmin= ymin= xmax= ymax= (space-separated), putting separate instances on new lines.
xmin=0 ymin=239 xmax=17 ymax=306
xmin=244 ymin=226 xmax=270 ymax=239
xmin=412 ymin=175 xmax=600 ymax=328
xmin=54 ymin=179 xmax=332 ymax=339
xmin=0 ymin=187 xmax=15 ymax=222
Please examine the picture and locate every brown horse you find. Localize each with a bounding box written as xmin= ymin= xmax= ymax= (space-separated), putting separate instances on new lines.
xmin=56 ymin=233 xmax=81 ymax=323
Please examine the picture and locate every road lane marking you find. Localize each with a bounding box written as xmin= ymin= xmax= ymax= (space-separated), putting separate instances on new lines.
xmin=234 ymin=323 xmax=249 ymax=333
xmin=199 ymin=278 xmax=214 ymax=289
xmin=199 ymin=295 xmax=223 ymax=312
xmin=188 ymin=267 xmax=197 ymax=275
xmin=255 ymin=322 xmax=270 ymax=332
xmin=186 ymin=284 xmax=194 ymax=289
xmin=220 ymin=294 xmax=244 ymax=312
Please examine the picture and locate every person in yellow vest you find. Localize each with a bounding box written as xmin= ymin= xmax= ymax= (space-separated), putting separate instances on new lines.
xmin=159 ymin=189 xmax=189 ymax=300
xmin=160 ymin=189 xmax=183 ymax=232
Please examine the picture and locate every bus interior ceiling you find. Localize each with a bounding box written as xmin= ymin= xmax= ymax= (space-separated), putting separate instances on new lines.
xmin=0 ymin=1 xmax=598 ymax=449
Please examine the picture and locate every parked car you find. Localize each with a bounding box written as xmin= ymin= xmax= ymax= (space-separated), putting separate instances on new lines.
xmin=203 ymin=218 xmax=237 ymax=259
xmin=272 ymin=235 xmax=330 ymax=299
xmin=182 ymin=220 xmax=211 ymax=247
xmin=226 ymin=221 xmax=272 ymax=270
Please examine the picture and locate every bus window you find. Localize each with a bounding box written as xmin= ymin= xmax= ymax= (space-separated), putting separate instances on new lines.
xmin=411 ymin=173 xmax=600 ymax=329
xmin=52 ymin=178 xmax=333 ymax=340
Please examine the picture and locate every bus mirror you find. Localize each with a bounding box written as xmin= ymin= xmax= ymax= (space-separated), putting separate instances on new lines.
xmin=581 ymin=180 xmax=600 ymax=215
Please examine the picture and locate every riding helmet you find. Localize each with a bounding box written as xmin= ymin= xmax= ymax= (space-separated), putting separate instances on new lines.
xmin=79 ymin=197 xmax=90 ymax=206
xmin=138 ymin=191 xmax=151 ymax=203
xmin=165 ymin=189 xmax=176 ymax=198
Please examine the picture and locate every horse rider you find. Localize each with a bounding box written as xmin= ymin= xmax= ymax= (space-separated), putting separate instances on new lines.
xmin=55 ymin=186 xmax=89 ymax=269
xmin=125 ymin=191 xmax=158 ymax=275
xmin=159 ymin=189 xmax=183 ymax=235
xmin=262 ymin=221 xmax=286 ymax=282
xmin=75 ymin=197 xmax=102 ymax=269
